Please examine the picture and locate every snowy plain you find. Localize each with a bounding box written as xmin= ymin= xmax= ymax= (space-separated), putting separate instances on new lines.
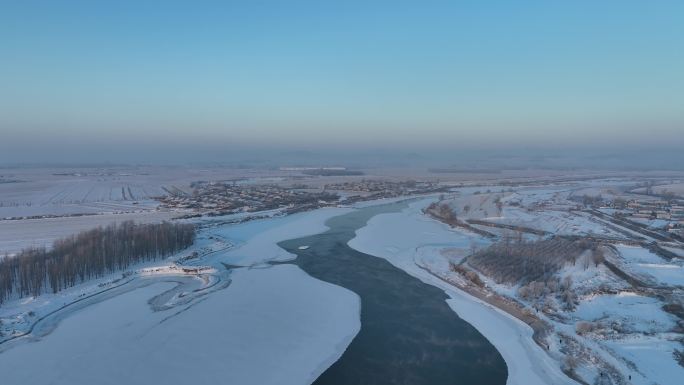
xmin=0 ymin=210 xmax=179 ymax=255
xmin=573 ymin=292 xmax=677 ymax=333
xmin=616 ymin=245 xmax=684 ymax=287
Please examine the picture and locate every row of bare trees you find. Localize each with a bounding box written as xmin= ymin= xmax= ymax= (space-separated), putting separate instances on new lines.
xmin=0 ymin=221 xmax=195 ymax=304
xmin=468 ymin=237 xmax=595 ymax=285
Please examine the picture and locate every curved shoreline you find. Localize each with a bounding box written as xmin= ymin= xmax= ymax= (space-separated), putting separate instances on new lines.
xmin=346 ymin=198 xmax=578 ymax=385
xmin=0 ymin=206 xmax=362 ymax=385
xmin=281 ymin=201 xmax=508 ymax=385
xmin=0 ymin=269 xmax=226 ymax=352
xmin=1 ymin=197 xmax=570 ymax=385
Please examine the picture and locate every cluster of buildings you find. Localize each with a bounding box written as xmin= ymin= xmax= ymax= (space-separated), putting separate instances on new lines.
xmin=324 ymin=180 xmax=442 ymax=196
xmin=626 ymin=199 xmax=684 ymax=222
xmin=158 ymin=182 xmax=339 ymax=215
xmin=620 ymin=198 xmax=684 ymax=236
xmin=157 ymin=178 xmax=449 ymax=217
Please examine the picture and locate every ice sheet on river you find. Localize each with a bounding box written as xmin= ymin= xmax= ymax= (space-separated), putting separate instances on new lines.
xmin=206 ymin=207 xmax=353 ymax=266
xmin=0 ymin=207 xmax=360 ymax=385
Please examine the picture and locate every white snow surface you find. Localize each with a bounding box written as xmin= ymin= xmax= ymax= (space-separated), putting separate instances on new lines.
xmin=206 ymin=207 xmax=352 ymax=266
xmin=604 ymin=336 xmax=684 ymax=385
xmin=0 ymin=266 xmax=360 ymax=385
xmin=0 ymin=211 xmax=179 ymax=255
xmin=573 ymin=292 xmax=677 ymax=333
xmin=0 ymin=207 xmax=361 ymax=385
xmin=616 ymin=245 xmax=684 ymax=286
xmin=348 ymin=198 xmax=577 ymax=385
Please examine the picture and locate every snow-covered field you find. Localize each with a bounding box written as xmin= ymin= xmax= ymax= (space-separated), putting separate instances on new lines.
xmin=573 ymin=292 xmax=677 ymax=333
xmin=0 ymin=166 xmax=294 ymax=218
xmin=604 ymin=337 xmax=683 ymax=385
xmin=615 ymin=245 xmax=684 ymax=287
xmin=0 ymin=176 xmax=167 ymax=218
xmin=445 ymin=184 xmax=630 ymax=237
xmin=495 ymin=207 xmax=624 ymax=237
xmin=0 ymin=211 xmax=180 ymax=255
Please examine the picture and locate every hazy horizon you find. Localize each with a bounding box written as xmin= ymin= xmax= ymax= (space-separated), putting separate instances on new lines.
xmin=2 ymin=1 xmax=683 ymax=165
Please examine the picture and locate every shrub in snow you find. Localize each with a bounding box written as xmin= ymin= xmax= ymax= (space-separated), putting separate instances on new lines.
xmin=575 ymin=321 xmax=595 ymax=335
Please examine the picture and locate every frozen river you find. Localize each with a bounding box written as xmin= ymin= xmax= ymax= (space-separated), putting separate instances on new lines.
xmin=281 ymin=201 xmax=508 ymax=385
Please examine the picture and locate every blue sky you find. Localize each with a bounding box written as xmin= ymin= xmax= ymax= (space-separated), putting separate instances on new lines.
xmin=1 ymin=1 xmax=683 ymax=162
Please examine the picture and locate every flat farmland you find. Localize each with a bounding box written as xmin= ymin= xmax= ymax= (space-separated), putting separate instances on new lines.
xmin=0 ymin=211 xmax=180 ymax=255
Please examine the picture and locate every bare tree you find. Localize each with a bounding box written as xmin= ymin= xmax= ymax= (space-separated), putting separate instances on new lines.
xmin=592 ymin=248 xmax=605 ymax=267
xmin=575 ymin=321 xmax=594 ymax=334
xmin=0 ymin=221 xmax=195 ymax=304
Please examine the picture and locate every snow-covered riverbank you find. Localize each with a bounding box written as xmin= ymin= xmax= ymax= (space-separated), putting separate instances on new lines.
xmin=348 ymin=198 xmax=577 ymax=385
xmin=0 ymin=206 xmax=360 ymax=385
xmin=349 ymin=192 xmax=684 ymax=385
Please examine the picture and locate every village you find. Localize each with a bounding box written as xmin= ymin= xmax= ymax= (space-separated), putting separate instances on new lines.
xmin=155 ymin=178 xmax=450 ymax=216
xmin=581 ymin=194 xmax=684 ymax=238
xmin=156 ymin=181 xmax=340 ymax=215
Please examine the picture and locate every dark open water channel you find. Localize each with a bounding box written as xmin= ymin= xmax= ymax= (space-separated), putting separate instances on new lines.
xmin=279 ymin=201 xmax=507 ymax=385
